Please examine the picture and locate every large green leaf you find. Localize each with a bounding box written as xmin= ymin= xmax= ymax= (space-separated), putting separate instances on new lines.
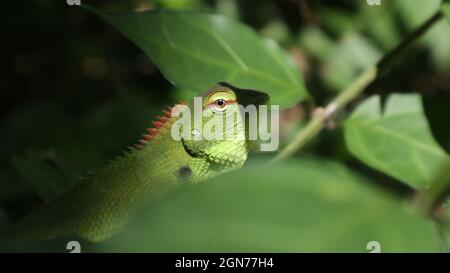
xmin=443 ymin=1 xmax=450 ymax=24
xmin=91 ymin=8 xmax=309 ymax=107
xmin=97 ymin=159 xmax=440 ymax=252
xmin=344 ymin=94 xmax=449 ymax=189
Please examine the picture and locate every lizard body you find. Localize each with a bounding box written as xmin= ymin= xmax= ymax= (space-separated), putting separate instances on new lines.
xmin=3 ymin=83 xmax=269 ymax=242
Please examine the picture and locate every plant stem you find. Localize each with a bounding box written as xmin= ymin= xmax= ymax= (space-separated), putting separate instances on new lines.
xmin=272 ymin=68 xmax=376 ymax=162
xmin=272 ymin=10 xmax=445 ymax=162
xmin=416 ymin=161 xmax=450 ymax=214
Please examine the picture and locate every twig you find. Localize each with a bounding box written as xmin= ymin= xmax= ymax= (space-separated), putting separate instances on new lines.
xmin=415 ymin=161 xmax=450 ymax=214
xmin=271 ymin=10 xmax=445 ymax=162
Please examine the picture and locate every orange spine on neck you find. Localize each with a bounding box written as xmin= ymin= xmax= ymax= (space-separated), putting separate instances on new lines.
xmin=134 ymin=103 xmax=185 ymax=149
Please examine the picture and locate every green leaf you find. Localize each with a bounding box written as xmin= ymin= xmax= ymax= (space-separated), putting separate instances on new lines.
xmin=344 ymin=94 xmax=449 ymax=189
xmin=300 ymin=29 xmax=381 ymax=92
xmin=439 ymin=198 xmax=450 ymax=249
xmin=91 ymin=9 xmax=309 ymax=107
xmin=425 ymin=160 xmax=450 ymax=208
xmin=98 ymin=159 xmax=440 ymax=252
xmin=396 ymin=0 xmax=450 ymax=70
xmin=153 ymin=0 xmax=204 ymax=9
xmin=13 ymin=151 xmax=77 ymax=203
xmin=395 ymin=0 xmax=442 ymax=28
xmin=443 ymin=2 xmax=450 ymax=24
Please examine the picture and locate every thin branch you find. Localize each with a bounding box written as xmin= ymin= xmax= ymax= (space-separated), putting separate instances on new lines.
xmin=271 ymin=10 xmax=445 ymax=162
xmin=415 ymin=160 xmax=450 ymax=214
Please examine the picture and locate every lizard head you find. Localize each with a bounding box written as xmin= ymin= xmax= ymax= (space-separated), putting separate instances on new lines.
xmin=179 ymin=82 xmax=269 ymax=178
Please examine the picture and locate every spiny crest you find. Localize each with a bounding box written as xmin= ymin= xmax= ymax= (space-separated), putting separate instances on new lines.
xmin=133 ymin=102 xmax=187 ymax=150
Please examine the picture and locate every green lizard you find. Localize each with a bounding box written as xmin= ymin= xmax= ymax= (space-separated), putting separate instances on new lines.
xmin=2 ymin=82 xmax=269 ymax=243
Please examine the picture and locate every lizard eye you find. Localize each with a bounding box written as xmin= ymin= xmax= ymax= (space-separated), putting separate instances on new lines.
xmin=215 ymin=98 xmax=226 ymax=108
xmin=204 ymin=89 xmax=237 ymax=112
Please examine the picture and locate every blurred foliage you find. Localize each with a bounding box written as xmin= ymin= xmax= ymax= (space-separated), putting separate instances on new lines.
xmin=98 ymin=159 xmax=440 ymax=252
xmin=0 ymin=0 xmax=449 ymax=252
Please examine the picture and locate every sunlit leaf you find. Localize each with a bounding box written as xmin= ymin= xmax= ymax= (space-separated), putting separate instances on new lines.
xmin=443 ymin=1 xmax=450 ymax=24
xmin=91 ymin=8 xmax=309 ymax=107
xmin=344 ymin=94 xmax=449 ymax=189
